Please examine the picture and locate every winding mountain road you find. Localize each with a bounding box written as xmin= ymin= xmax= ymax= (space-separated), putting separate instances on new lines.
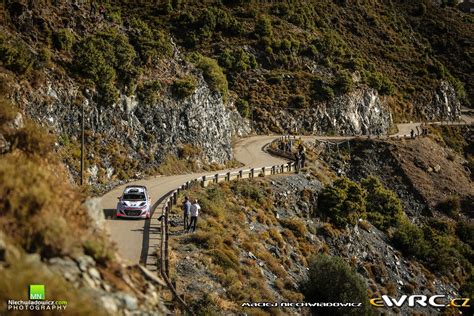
xmin=101 ymin=135 xmax=291 ymax=270
xmin=101 ymin=119 xmax=472 ymax=270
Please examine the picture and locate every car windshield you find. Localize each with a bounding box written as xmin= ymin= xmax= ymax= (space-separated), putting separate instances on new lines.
xmin=123 ymin=193 xmax=146 ymax=201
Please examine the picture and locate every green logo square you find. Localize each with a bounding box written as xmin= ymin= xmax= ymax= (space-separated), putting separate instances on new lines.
xmin=29 ymin=284 xmax=45 ymax=300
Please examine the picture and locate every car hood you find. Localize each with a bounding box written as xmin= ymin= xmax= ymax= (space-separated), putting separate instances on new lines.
xmin=121 ymin=201 xmax=147 ymax=207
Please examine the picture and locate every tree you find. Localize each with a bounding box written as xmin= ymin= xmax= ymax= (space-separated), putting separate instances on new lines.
xmin=254 ymin=15 xmax=273 ymax=38
xmin=303 ymin=255 xmax=370 ymax=316
xmin=361 ymin=176 xmax=403 ymax=230
xmin=317 ymin=178 xmax=366 ymax=228
xmin=195 ymin=55 xmax=229 ymax=101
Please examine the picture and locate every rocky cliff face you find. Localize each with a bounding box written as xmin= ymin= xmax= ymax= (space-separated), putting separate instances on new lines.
xmin=261 ymin=88 xmax=392 ymax=136
xmin=8 ymin=66 xmax=250 ymax=186
xmin=414 ymin=80 xmax=462 ymax=121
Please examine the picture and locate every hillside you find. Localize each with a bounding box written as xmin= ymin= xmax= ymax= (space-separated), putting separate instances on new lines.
xmin=165 ymin=133 xmax=473 ymax=315
xmin=0 ymin=97 xmax=169 ymax=314
xmin=1 ymin=0 xmax=472 ymax=186
xmin=0 ymin=1 xmax=473 ymax=315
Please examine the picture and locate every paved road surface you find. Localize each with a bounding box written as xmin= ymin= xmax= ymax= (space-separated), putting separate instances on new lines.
xmin=102 ymin=120 xmax=472 ymax=268
xmin=102 ymin=135 xmax=291 ymax=270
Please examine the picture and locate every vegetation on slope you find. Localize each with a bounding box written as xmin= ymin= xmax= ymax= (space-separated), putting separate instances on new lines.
xmin=116 ymin=0 xmax=471 ymax=118
xmin=317 ymin=173 xmax=472 ymax=284
xmin=1 ymin=0 xmax=472 ymax=120
xmin=169 ymin=179 xmax=319 ymax=314
xmin=303 ymin=254 xmax=371 ymax=316
xmin=0 ymin=98 xmax=117 ymax=312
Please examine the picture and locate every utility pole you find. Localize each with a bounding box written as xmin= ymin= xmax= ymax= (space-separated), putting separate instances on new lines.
xmin=80 ymin=97 xmax=85 ymax=186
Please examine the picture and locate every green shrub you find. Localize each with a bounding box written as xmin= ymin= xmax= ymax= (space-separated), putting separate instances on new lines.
xmin=54 ymin=29 xmax=75 ymax=52
xmin=34 ymin=48 xmax=52 ymax=69
xmin=255 ymin=15 xmax=273 ymax=38
xmin=303 ymin=255 xmax=370 ymax=316
xmin=335 ymin=70 xmax=353 ymax=94
xmin=366 ymin=71 xmax=395 ymax=95
xmin=137 ymin=80 xmax=163 ymax=104
xmin=437 ymin=195 xmax=461 ymax=218
xmin=128 ymin=18 xmax=172 ymax=64
xmin=219 ymin=48 xmax=257 ymax=73
xmin=456 ymin=222 xmax=474 ymax=248
xmin=0 ymin=35 xmax=34 ymax=74
xmin=74 ymin=29 xmax=138 ymax=105
xmin=319 ymin=30 xmax=347 ymax=57
xmin=392 ymin=220 xmax=429 ymax=258
xmin=312 ymin=79 xmax=335 ymax=100
xmin=289 ymin=94 xmax=307 ymax=108
xmin=234 ymin=181 xmax=266 ymax=204
xmin=428 ymin=59 xmax=446 ymax=79
xmin=236 ymin=99 xmax=251 ymax=118
xmin=317 ymin=178 xmax=366 ymax=228
xmin=171 ymin=76 xmax=197 ymax=99
xmin=361 ymin=176 xmax=403 ymax=230
xmin=195 ymin=55 xmax=228 ymax=100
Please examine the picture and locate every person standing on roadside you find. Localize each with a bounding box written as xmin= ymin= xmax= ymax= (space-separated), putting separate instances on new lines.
xmin=300 ymin=151 xmax=306 ymax=169
xmin=295 ymin=152 xmax=301 ymax=173
xmin=99 ymin=3 xmax=106 ymax=20
xmin=182 ymin=196 xmax=191 ymax=231
xmin=90 ymin=0 xmax=97 ymax=16
xmin=188 ymin=199 xmax=201 ymax=233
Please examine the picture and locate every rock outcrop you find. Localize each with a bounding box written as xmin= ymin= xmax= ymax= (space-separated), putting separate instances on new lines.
xmin=415 ymin=80 xmax=461 ymax=121
xmin=10 ymin=65 xmax=250 ymax=186
xmin=260 ymin=88 xmax=392 ymax=136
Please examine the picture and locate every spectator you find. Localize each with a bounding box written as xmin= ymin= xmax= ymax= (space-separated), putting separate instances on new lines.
xmin=90 ymin=0 xmax=97 ymax=15
xmin=99 ymin=4 xmax=106 ymax=20
xmin=182 ymin=196 xmax=191 ymax=231
xmin=187 ymin=199 xmax=201 ymax=233
xmin=295 ymin=152 xmax=301 ymax=173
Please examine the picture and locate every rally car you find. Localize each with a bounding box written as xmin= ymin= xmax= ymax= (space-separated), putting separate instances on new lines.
xmin=116 ymin=185 xmax=151 ymax=219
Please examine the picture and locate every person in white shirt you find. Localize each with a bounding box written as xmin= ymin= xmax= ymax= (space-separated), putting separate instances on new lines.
xmin=187 ymin=199 xmax=201 ymax=233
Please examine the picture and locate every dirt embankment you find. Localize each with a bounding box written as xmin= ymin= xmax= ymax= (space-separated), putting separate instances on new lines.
xmin=321 ymin=136 xmax=473 ymax=218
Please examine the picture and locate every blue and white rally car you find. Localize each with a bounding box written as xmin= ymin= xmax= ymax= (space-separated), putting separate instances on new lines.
xmin=116 ymin=185 xmax=151 ymax=219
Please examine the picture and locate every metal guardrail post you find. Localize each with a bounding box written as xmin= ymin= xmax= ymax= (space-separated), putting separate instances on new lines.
xmin=239 ymin=170 xmax=243 ymax=179
xmin=164 ymin=207 xmax=170 ymax=276
xmin=226 ymin=172 xmax=231 ymax=181
xmin=262 ymin=167 xmax=265 ymax=176
xmin=201 ymin=175 xmax=206 ymax=187
xmin=215 ymin=174 xmax=219 ymax=183
xmin=173 ymin=192 xmax=177 ymax=205
xmin=250 ymin=168 xmax=255 ymax=178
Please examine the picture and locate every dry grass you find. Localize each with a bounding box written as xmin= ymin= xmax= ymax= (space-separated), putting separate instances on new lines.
xmin=170 ymin=179 xmax=319 ymax=314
